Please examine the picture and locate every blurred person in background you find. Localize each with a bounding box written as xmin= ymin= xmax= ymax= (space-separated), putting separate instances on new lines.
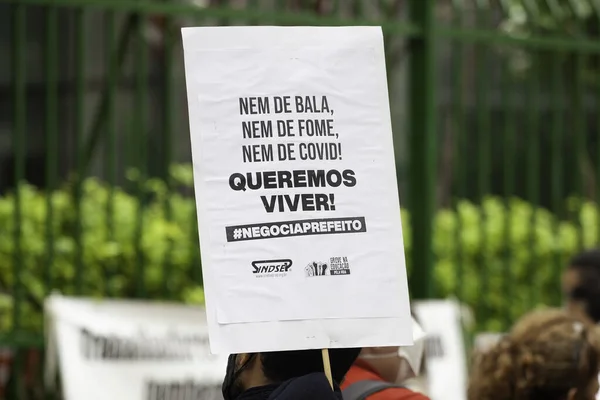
xmin=562 ymin=248 xmax=600 ymax=400
xmin=341 ymin=316 xmax=429 ymax=400
xmin=563 ymin=248 xmax=600 ymax=324
xmin=468 ymin=308 xmax=600 ymax=400
xmin=222 ymin=348 xmax=361 ymax=400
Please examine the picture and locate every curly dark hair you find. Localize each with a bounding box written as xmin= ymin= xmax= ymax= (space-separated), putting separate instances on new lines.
xmin=468 ymin=309 xmax=600 ymax=400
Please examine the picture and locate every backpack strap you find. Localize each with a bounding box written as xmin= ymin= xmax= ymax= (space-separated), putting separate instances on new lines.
xmin=342 ymin=380 xmax=406 ymax=400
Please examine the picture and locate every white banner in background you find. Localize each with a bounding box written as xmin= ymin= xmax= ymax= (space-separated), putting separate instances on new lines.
xmin=181 ymin=26 xmax=412 ymax=355
xmin=45 ymin=295 xmax=227 ymax=400
xmin=413 ymin=300 xmax=468 ymax=400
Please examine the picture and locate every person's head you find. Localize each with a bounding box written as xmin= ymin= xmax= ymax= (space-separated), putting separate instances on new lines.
xmin=222 ymin=348 xmax=361 ymax=400
xmin=468 ymin=308 xmax=600 ymax=400
xmin=563 ymin=249 xmax=600 ymax=323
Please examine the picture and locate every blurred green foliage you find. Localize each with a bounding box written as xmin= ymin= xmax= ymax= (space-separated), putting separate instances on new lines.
xmin=0 ymin=164 xmax=204 ymax=332
xmin=500 ymin=0 xmax=600 ymax=83
xmin=502 ymin=0 xmax=597 ymax=36
xmin=425 ymin=196 xmax=597 ymax=332
xmin=0 ymin=164 xmax=596 ymax=334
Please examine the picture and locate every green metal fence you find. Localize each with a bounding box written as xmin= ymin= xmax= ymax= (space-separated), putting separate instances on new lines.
xmin=1 ymin=0 xmax=600 ymax=398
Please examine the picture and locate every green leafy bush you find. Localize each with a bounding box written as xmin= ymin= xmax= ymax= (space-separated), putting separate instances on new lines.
xmin=0 ymin=164 xmax=596 ymax=334
xmin=428 ymin=197 xmax=598 ymax=331
xmin=0 ymin=164 xmax=205 ymax=332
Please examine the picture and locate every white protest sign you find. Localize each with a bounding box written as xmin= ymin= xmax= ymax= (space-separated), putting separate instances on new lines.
xmin=413 ymin=300 xmax=468 ymax=400
xmin=181 ymin=26 xmax=411 ymax=354
xmin=45 ymin=295 xmax=227 ymax=400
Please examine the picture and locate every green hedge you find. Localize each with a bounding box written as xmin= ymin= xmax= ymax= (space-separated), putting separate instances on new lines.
xmin=0 ymin=165 xmax=205 ymax=332
xmin=427 ymin=197 xmax=597 ymax=331
xmin=0 ymin=164 xmax=597 ymax=333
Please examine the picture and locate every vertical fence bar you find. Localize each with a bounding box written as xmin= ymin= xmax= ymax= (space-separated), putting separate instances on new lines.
xmin=74 ymin=9 xmax=86 ymax=295
xmin=597 ymin=8 xmax=600 ymax=249
xmin=162 ymin=15 xmax=174 ymax=296
xmin=213 ymin=0 xmax=232 ymax=27
xmin=10 ymin=4 xmax=26 ymax=398
xmin=521 ymin=0 xmax=544 ymax=310
xmin=45 ymin=5 xmax=59 ymax=295
xmin=188 ymin=10 xmax=204 ymax=286
xmin=526 ymin=53 xmax=540 ymax=309
xmin=451 ymin=0 xmax=465 ymax=301
xmin=573 ymin=52 xmax=585 ymax=250
xmin=80 ymin=16 xmax=135 ymax=175
xmin=134 ymin=11 xmax=148 ymax=298
xmin=11 ymin=2 xmax=26 ymax=336
xmin=502 ymin=53 xmax=516 ymax=328
xmin=475 ymin=2 xmax=492 ymax=323
xmin=408 ymin=0 xmax=436 ymax=299
xmin=104 ymin=10 xmax=117 ymax=296
xmin=595 ymin=0 xmax=600 ymax=250
xmin=332 ymin=0 xmax=341 ymax=14
xmin=352 ymin=0 xmax=364 ymax=17
xmin=551 ymin=52 xmax=564 ymax=300
xmin=247 ymin=0 xmax=259 ymax=24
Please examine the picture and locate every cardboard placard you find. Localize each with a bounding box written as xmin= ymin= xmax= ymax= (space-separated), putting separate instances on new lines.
xmin=182 ymin=26 xmax=411 ymax=354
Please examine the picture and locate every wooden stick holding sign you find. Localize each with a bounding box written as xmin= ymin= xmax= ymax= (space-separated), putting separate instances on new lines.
xmin=322 ymin=348 xmax=333 ymax=389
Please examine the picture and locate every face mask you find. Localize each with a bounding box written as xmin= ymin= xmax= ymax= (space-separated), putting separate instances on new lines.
xmin=360 ymin=350 xmax=416 ymax=383
xmin=399 ymin=338 xmax=425 ymax=377
xmin=359 ymin=317 xmax=427 ymax=383
xmin=395 ymin=359 xmax=414 ymax=383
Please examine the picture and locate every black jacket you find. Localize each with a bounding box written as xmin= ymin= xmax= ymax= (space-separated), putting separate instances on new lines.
xmin=237 ymin=372 xmax=343 ymax=400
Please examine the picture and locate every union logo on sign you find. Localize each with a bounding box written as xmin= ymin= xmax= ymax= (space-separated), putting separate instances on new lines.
xmin=305 ymin=261 xmax=329 ymax=277
xmin=251 ymin=259 xmax=293 ymax=278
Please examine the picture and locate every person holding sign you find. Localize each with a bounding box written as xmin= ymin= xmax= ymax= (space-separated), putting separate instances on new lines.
xmin=182 ymin=25 xmax=413 ymax=400
xmin=561 ymin=249 xmax=600 ymax=400
xmin=221 ymin=348 xmax=360 ymax=399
